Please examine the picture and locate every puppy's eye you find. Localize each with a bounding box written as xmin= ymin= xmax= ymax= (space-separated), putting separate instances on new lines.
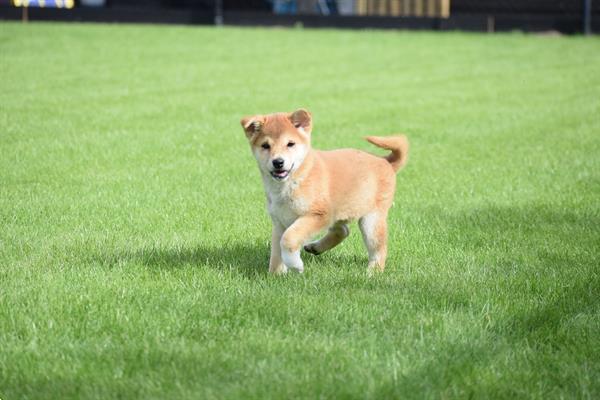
xmin=287 ymin=141 xmax=296 ymax=148
xmin=261 ymin=143 xmax=270 ymax=150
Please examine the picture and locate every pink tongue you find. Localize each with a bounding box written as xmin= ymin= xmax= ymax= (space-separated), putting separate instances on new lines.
xmin=275 ymin=171 xmax=286 ymax=176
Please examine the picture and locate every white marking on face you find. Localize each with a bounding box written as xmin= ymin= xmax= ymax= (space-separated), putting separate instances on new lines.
xmin=252 ymin=140 xmax=308 ymax=183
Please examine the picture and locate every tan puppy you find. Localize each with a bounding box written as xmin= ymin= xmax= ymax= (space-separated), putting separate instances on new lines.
xmin=241 ymin=109 xmax=408 ymax=274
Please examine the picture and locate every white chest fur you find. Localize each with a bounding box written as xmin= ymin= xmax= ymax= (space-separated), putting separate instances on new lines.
xmin=263 ymin=176 xmax=307 ymax=228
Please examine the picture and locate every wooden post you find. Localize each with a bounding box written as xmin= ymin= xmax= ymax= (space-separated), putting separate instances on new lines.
xmin=356 ymin=0 xmax=366 ymax=15
xmin=390 ymin=0 xmax=400 ymax=16
xmin=414 ymin=0 xmax=422 ymax=16
xmin=423 ymin=0 xmax=436 ymax=17
xmin=377 ymin=0 xmax=386 ymax=15
xmin=367 ymin=0 xmax=375 ymax=15
xmin=22 ymin=6 xmax=28 ymax=23
xmin=440 ymin=0 xmax=450 ymax=18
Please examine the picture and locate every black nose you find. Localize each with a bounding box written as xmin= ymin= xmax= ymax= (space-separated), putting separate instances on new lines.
xmin=272 ymin=158 xmax=284 ymax=169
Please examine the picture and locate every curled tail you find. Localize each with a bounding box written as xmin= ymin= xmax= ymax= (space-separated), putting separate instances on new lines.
xmin=365 ymin=135 xmax=409 ymax=173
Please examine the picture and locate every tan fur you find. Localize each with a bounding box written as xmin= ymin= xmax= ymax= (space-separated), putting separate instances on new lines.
xmin=241 ymin=109 xmax=408 ymax=274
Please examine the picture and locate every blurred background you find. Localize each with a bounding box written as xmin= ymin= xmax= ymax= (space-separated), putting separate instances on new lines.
xmin=0 ymin=0 xmax=597 ymax=33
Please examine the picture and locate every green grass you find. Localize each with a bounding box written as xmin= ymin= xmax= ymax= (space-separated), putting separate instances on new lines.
xmin=1 ymin=21 xmax=599 ymax=399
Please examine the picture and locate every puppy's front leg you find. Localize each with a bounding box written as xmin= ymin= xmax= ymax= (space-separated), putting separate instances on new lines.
xmin=269 ymin=222 xmax=287 ymax=274
xmin=280 ymin=216 xmax=328 ymax=273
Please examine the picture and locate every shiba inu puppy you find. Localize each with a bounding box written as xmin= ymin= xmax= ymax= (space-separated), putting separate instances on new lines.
xmin=241 ymin=109 xmax=408 ymax=274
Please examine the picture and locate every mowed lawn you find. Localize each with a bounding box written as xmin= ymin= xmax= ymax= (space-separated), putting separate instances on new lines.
xmin=1 ymin=21 xmax=599 ymax=399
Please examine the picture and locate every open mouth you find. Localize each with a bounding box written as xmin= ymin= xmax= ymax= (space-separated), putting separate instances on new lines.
xmin=270 ymin=164 xmax=293 ymax=181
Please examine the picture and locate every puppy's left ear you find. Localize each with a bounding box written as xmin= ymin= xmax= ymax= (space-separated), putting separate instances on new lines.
xmin=240 ymin=115 xmax=265 ymax=141
xmin=289 ymin=109 xmax=312 ymax=135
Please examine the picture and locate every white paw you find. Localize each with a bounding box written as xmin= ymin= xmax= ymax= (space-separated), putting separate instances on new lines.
xmin=270 ymin=264 xmax=288 ymax=275
xmin=281 ymin=248 xmax=304 ymax=273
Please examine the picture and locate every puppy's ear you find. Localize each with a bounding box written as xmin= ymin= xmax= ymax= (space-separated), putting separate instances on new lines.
xmin=289 ymin=109 xmax=312 ymax=135
xmin=240 ymin=115 xmax=265 ymax=140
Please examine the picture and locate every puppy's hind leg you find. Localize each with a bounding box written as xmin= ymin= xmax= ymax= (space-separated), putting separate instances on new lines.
xmin=304 ymin=222 xmax=349 ymax=255
xmin=358 ymin=211 xmax=388 ymax=274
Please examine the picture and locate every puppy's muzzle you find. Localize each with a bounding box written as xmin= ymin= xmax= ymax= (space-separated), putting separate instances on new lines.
xmin=272 ymin=158 xmax=284 ymax=169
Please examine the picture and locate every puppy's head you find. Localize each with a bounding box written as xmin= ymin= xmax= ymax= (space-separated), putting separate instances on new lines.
xmin=241 ymin=109 xmax=312 ymax=182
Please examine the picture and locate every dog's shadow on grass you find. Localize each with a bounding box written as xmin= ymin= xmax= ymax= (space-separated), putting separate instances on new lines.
xmin=118 ymin=242 xmax=271 ymax=278
xmin=107 ymin=242 xmax=366 ymax=278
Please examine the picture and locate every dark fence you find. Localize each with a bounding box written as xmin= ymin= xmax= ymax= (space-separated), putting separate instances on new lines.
xmin=221 ymin=0 xmax=599 ymax=16
xmin=0 ymin=0 xmax=598 ymax=33
xmin=452 ymin=0 xmax=600 ymax=15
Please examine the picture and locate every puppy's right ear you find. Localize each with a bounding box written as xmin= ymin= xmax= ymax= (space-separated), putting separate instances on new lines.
xmin=240 ymin=115 xmax=265 ymax=140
